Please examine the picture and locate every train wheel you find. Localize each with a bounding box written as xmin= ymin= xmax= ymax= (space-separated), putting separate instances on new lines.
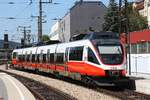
xmin=81 ymin=76 xmax=96 ymax=87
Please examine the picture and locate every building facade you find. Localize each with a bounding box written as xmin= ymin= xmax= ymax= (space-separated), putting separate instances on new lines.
xmin=133 ymin=0 xmax=150 ymax=28
xmin=120 ymin=29 xmax=150 ymax=78
xmin=50 ymin=1 xmax=107 ymax=42
xmin=49 ymin=21 xmax=60 ymax=40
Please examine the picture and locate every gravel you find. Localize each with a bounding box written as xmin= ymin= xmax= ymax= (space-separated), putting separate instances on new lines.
xmin=0 ymin=65 xmax=119 ymax=100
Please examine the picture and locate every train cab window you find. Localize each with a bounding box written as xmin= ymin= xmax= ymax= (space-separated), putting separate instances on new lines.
xmin=69 ymin=46 xmax=83 ymax=61
xmin=56 ymin=53 xmax=64 ymax=64
xmin=50 ymin=53 xmax=54 ymax=63
xmin=88 ymin=48 xmax=99 ymax=64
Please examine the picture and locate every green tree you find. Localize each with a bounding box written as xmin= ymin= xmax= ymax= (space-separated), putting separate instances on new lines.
xmin=103 ymin=1 xmax=148 ymax=33
xmin=102 ymin=0 xmax=119 ymax=33
xmin=42 ymin=34 xmax=50 ymax=42
xmin=126 ymin=3 xmax=148 ymax=32
xmin=120 ymin=2 xmax=148 ymax=32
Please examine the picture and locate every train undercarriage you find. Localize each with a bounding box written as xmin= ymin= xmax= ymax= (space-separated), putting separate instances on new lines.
xmin=81 ymin=75 xmax=136 ymax=90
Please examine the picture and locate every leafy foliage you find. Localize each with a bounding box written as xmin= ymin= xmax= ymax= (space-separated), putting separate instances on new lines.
xmin=126 ymin=3 xmax=148 ymax=32
xmin=102 ymin=0 xmax=119 ymax=33
xmin=42 ymin=34 xmax=50 ymax=42
xmin=103 ymin=1 xmax=148 ymax=33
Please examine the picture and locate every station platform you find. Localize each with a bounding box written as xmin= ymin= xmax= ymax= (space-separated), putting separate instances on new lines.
xmin=129 ymin=76 xmax=150 ymax=95
xmin=135 ymin=78 xmax=150 ymax=95
xmin=0 ymin=72 xmax=35 ymax=100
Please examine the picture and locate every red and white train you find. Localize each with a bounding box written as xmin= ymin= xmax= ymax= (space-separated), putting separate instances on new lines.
xmin=11 ymin=32 xmax=127 ymax=86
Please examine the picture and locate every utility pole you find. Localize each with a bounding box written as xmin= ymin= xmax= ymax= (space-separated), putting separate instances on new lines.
xmin=38 ymin=0 xmax=52 ymax=42
xmin=124 ymin=0 xmax=131 ymax=75
xmin=18 ymin=26 xmax=31 ymax=46
xmin=119 ymin=0 xmax=122 ymax=34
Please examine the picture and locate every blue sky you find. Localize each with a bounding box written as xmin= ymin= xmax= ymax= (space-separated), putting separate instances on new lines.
xmin=0 ymin=0 xmax=133 ymax=42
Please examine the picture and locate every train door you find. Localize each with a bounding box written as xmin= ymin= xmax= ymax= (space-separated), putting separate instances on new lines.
xmin=64 ymin=48 xmax=69 ymax=72
xmin=83 ymin=46 xmax=88 ymax=61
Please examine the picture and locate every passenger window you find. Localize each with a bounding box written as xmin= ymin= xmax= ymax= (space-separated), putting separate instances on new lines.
xmin=47 ymin=49 xmax=50 ymax=63
xmin=40 ymin=50 xmax=43 ymax=63
xmin=32 ymin=54 xmax=35 ymax=62
xmin=43 ymin=54 xmax=46 ymax=63
xmin=36 ymin=54 xmax=40 ymax=63
xmin=65 ymin=48 xmax=69 ymax=62
xmin=56 ymin=53 xmax=64 ymax=64
xmin=69 ymin=46 xmax=83 ymax=61
xmin=30 ymin=52 xmax=32 ymax=62
xmin=25 ymin=52 xmax=28 ymax=61
xmin=22 ymin=55 xmax=25 ymax=61
xmin=50 ymin=53 xmax=54 ymax=63
xmin=88 ymin=48 xmax=99 ymax=64
xmin=12 ymin=52 xmax=17 ymax=59
xmin=27 ymin=54 xmax=30 ymax=62
xmin=18 ymin=55 xmax=22 ymax=61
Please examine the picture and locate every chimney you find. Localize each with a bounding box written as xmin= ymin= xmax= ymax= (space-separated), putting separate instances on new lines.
xmin=3 ymin=34 xmax=9 ymax=49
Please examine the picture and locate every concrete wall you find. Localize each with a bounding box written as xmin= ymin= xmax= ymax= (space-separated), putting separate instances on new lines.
xmin=59 ymin=13 xmax=70 ymax=42
xmin=50 ymin=21 xmax=60 ymax=40
xmin=50 ymin=1 xmax=107 ymax=42
xmin=70 ymin=1 xmax=107 ymax=38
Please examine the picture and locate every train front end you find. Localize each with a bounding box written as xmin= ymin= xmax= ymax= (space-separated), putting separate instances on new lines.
xmin=94 ymin=39 xmax=126 ymax=77
xmin=83 ymin=32 xmax=135 ymax=89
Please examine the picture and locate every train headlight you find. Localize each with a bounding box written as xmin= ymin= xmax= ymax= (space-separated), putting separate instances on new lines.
xmin=121 ymin=70 xmax=126 ymax=76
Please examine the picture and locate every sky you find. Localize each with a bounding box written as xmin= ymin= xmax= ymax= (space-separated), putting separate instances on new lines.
xmin=0 ymin=0 xmax=133 ymax=42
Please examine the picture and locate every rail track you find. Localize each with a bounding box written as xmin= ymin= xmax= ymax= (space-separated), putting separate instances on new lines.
xmin=95 ymin=86 xmax=150 ymax=100
xmin=0 ymin=70 xmax=77 ymax=100
xmin=1 ymin=67 xmax=150 ymax=100
xmin=59 ymin=75 xmax=150 ymax=100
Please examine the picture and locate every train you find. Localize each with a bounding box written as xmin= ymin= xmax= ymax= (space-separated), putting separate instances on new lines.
xmin=11 ymin=32 xmax=134 ymax=88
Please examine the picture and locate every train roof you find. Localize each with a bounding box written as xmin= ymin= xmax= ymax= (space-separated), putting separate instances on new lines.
xmin=12 ymin=39 xmax=92 ymax=53
xmin=83 ymin=32 xmax=119 ymax=40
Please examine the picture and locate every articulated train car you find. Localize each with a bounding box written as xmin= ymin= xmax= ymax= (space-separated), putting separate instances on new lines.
xmin=12 ymin=33 xmax=129 ymax=86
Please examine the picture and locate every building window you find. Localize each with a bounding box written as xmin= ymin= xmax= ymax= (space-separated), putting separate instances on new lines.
xmin=69 ymin=46 xmax=83 ymax=61
xmin=138 ymin=42 xmax=147 ymax=53
xmin=88 ymin=48 xmax=99 ymax=64
xmin=148 ymin=42 xmax=150 ymax=53
xmin=131 ymin=44 xmax=137 ymax=54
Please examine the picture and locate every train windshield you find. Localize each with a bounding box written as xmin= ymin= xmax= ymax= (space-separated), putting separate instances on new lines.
xmin=97 ymin=45 xmax=123 ymax=65
xmin=97 ymin=46 xmax=122 ymax=54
